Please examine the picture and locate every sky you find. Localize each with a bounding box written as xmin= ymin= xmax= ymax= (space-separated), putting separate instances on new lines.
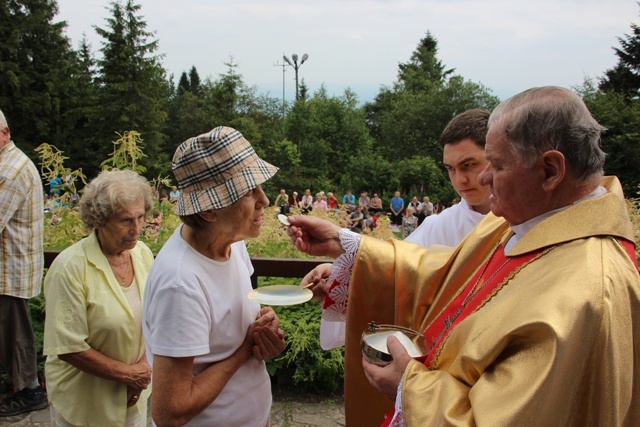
xmin=53 ymin=0 xmax=638 ymax=104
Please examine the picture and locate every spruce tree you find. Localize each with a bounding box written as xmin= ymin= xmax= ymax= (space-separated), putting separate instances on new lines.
xmin=177 ymin=72 xmax=190 ymax=95
xmin=396 ymin=32 xmax=454 ymax=93
xmin=60 ymin=36 xmax=100 ymax=173
xmin=188 ymin=66 xmax=201 ymax=95
xmin=599 ymin=6 xmax=640 ymax=99
xmin=365 ymin=33 xmax=498 ymax=163
xmin=93 ymin=0 xmax=169 ymax=178
xmin=0 ymin=0 xmax=76 ymax=154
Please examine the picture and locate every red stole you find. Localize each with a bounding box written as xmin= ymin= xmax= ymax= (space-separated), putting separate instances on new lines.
xmin=380 ymin=244 xmax=546 ymax=427
xmin=620 ymin=239 xmax=639 ymax=272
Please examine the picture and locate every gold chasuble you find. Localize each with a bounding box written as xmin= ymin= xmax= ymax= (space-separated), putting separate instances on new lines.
xmin=344 ymin=176 xmax=640 ymax=426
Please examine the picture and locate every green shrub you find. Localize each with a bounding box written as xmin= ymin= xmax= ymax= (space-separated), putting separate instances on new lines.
xmin=28 ymin=292 xmax=47 ymax=382
xmin=274 ymin=303 xmax=345 ymax=392
xmin=261 ymin=276 xmax=345 ymax=392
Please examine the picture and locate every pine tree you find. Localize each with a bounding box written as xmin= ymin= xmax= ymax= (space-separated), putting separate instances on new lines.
xmin=298 ymin=78 xmax=309 ymax=101
xmin=59 ymin=36 xmax=100 ymax=173
xmin=206 ymin=59 xmax=243 ymax=125
xmin=599 ymin=6 xmax=640 ymax=99
xmin=93 ymin=0 xmax=169 ymax=178
xmin=0 ymin=0 xmax=76 ymax=155
xmin=396 ymin=32 xmax=454 ymax=93
xmin=177 ymin=72 xmax=190 ymax=95
xmin=188 ymin=66 xmax=201 ymax=96
xmin=365 ymin=33 xmax=498 ymax=162
xmin=176 ymin=66 xmax=201 ymax=96
xmin=166 ymin=66 xmax=211 ymax=156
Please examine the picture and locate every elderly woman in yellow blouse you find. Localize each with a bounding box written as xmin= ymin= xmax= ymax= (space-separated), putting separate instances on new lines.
xmin=43 ymin=169 xmax=154 ymax=427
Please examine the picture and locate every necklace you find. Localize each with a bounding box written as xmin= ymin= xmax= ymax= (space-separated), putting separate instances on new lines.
xmin=109 ymin=255 xmax=131 ymax=287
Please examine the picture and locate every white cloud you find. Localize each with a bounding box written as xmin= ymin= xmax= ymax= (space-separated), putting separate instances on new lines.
xmin=55 ymin=0 xmax=638 ymax=102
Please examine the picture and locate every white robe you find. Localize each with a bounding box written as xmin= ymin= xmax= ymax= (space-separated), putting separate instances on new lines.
xmin=404 ymin=198 xmax=485 ymax=247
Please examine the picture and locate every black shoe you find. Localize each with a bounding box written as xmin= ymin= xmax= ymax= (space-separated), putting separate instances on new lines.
xmin=0 ymin=386 xmax=48 ymax=417
xmin=0 ymin=379 xmax=10 ymax=394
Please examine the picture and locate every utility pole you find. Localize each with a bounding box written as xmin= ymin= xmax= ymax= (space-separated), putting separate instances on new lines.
xmin=274 ymin=58 xmax=287 ymax=118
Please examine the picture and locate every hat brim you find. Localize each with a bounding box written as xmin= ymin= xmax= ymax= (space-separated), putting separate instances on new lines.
xmin=175 ymin=157 xmax=278 ymax=216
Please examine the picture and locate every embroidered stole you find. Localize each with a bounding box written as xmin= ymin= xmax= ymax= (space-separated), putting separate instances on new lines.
xmin=421 ymin=244 xmax=545 ymax=367
xmin=380 ymin=244 xmax=546 ymax=427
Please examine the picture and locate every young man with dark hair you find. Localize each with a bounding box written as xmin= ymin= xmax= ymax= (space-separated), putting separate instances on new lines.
xmin=405 ymin=109 xmax=491 ymax=246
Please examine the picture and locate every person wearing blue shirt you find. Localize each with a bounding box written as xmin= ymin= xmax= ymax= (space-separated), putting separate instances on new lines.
xmin=49 ymin=175 xmax=63 ymax=196
xmin=389 ymin=191 xmax=404 ymax=227
xmin=169 ymin=186 xmax=181 ymax=204
xmin=342 ymin=190 xmax=356 ymax=212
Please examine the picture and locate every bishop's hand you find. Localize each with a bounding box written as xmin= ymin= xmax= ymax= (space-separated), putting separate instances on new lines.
xmin=362 ymin=335 xmax=412 ymax=401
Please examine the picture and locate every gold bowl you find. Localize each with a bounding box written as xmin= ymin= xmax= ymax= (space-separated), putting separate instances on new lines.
xmin=361 ymin=323 xmax=428 ymax=365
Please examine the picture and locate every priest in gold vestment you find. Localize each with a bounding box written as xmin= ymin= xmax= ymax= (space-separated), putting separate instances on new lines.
xmin=288 ymin=86 xmax=640 ymax=426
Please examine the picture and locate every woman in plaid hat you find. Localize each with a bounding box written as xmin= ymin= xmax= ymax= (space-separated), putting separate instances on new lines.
xmin=143 ymin=127 xmax=286 ymax=426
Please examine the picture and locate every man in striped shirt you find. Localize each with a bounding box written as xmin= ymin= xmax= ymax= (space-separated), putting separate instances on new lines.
xmin=0 ymin=109 xmax=47 ymax=416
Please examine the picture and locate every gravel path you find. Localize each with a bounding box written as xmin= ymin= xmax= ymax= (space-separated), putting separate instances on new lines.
xmin=0 ymin=394 xmax=345 ymax=427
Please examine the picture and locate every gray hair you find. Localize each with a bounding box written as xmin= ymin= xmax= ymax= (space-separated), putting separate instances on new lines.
xmin=0 ymin=109 xmax=9 ymax=138
xmin=488 ymin=86 xmax=606 ymax=180
xmin=79 ymin=170 xmax=153 ymax=229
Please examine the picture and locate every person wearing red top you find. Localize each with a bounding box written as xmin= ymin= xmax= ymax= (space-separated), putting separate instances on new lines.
xmin=327 ymin=192 xmax=339 ymax=211
xmin=288 ymin=191 xmax=300 ymax=209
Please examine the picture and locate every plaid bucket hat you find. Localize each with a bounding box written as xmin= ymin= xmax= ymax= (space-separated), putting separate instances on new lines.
xmin=172 ymin=126 xmax=279 ymax=216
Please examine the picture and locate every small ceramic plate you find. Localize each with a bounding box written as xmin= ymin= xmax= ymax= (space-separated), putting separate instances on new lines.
xmin=248 ymin=285 xmax=313 ymax=306
xmin=277 ymin=214 xmax=290 ymax=226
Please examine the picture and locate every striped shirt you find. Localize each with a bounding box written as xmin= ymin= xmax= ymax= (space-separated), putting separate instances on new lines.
xmin=0 ymin=141 xmax=44 ymax=298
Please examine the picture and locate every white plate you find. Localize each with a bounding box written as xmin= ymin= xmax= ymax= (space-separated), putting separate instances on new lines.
xmin=248 ymin=285 xmax=313 ymax=306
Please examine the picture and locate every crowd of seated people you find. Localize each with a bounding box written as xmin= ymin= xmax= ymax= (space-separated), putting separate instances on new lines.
xmin=45 ymin=180 xmax=450 ymax=239
xmin=273 ymin=188 xmax=451 ymax=237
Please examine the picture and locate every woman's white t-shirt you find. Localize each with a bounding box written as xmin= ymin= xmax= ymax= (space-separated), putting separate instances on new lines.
xmin=143 ymin=226 xmax=270 ymax=426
